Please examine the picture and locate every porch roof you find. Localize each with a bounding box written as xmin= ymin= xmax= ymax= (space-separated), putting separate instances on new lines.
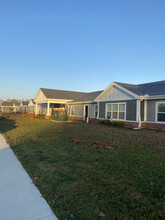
xmin=40 ymin=88 xmax=87 ymax=100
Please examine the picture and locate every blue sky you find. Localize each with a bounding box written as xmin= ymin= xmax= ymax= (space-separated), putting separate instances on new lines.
xmin=0 ymin=0 xmax=165 ymax=99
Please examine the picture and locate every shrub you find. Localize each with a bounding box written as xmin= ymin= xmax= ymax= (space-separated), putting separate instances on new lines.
xmin=117 ymin=121 xmax=125 ymax=127
xmin=104 ymin=120 xmax=111 ymax=125
xmin=36 ymin=114 xmax=45 ymax=119
xmin=110 ymin=121 xmax=118 ymax=126
xmin=98 ymin=119 xmax=125 ymax=127
xmin=98 ymin=119 xmax=110 ymax=125
xmin=98 ymin=120 xmax=105 ymax=124
xmin=49 ymin=116 xmax=54 ymax=120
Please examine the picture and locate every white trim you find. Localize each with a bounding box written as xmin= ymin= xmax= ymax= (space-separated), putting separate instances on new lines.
xmin=70 ymin=105 xmax=76 ymax=116
xmin=156 ymin=101 xmax=165 ymax=123
xmin=67 ymin=101 xmax=92 ymax=104
xmin=136 ymin=100 xmax=140 ymax=122
xmin=140 ymin=95 xmax=165 ymax=100
xmin=95 ymin=82 xmax=138 ymax=102
xmin=144 ymin=100 xmax=147 ymax=122
xmin=105 ymin=102 xmax=126 ymax=121
xmin=97 ymin=102 xmax=100 ymax=119
xmin=47 ymin=101 xmax=50 ymax=116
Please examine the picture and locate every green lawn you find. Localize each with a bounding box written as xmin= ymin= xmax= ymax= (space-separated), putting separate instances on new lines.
xmin=0 ymin=118 xmax=165 ymax=220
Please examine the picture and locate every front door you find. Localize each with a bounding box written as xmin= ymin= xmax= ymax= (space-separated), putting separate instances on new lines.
xmin=85 ymin=105 xmax=88 ymax=120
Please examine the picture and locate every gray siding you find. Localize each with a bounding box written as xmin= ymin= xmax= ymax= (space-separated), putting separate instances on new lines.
xmin=68 ymin=103 xmax=96 ymax=118
xmin=88 ymin=104 xmax=96 ymax=118
xmin=99 ymin=100 xmax=137 ymax=121
xmin=147 ymin=100 xmax=156 ymax=122
xmin=75 ymin=104 xmax=84 ymax=117
xmin=140 ymin=100 xmax=144 ymax=121
xmin=143 ymin=99 xmax=165 ymax=122
xmin=126 ymin=100 xmax=137 ymax=121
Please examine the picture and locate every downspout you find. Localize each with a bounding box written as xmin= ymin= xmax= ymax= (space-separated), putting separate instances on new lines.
xmin=138 ymin=97 xmax=144 ymax=128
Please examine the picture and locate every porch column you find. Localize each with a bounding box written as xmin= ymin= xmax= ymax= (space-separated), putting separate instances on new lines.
xmin=47 ymin=102 xmax=50 ymax=116
xmin=144 ymin=100 xmax=147 ymax=122
xmin=2 ymin=106 xmax=3 ymax=113
xmin=136 ymin=100 xmax=140 ymax=122
xmin=35 ymin=102 xmax=38 ymax=115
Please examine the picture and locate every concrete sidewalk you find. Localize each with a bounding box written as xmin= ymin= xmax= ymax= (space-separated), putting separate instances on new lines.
xmin=0 ymin=133 xmax=58 ymax=220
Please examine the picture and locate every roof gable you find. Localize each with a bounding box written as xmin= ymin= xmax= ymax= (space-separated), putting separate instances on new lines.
xmin=28 ymin=99 xmax=35 ymax=106
xmin=95 ymin=82 xmax=138 ymax=101
xmin=35 ymin=89 xmax=47 ymax=103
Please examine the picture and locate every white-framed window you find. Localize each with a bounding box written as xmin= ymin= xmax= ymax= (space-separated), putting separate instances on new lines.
xmin=106 ymin=103 xmax=126 ymax=120
xmin=94 ymin=104 xmax=98 ymax=117
xmin=156 ymin=102 xmax=165 ymax=122
xmin=71 ymin=105 xmax=75 ymax=115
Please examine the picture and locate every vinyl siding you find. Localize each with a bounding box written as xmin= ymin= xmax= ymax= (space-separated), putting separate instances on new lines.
xmin=147 ymin=100 xmax=156 ymax=122
xmin=99 ymin=86 xmax=135 ymax=101
xmin=68 ymin=103 xmax=96 ymax=118
xmin=140 ymin=100 xmax=144 ymax=121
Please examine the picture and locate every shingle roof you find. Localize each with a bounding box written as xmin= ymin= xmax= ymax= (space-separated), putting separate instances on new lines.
xmin=40 ymin=88 xmax=87 ymax=100
xmin=22 ymin=101 xmax=29 ymax=106
xmin=31 ymin=99 xmax=36 ymax=104
xmin=71 ymin=91 xmax=103 ymax=102
xmin=115 ymin=80 xmax=165 ymax=96
xmin=1 ymin=102 xmax=14 ymax=107
xmin=15 ymin=102 xmax=20 ymax=106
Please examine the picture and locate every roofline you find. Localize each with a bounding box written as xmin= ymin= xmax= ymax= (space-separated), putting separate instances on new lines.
xmin=40 ymin=88 xmax=88 ymax=94
xmin=95 ymin=82 xmax=139 ymax=101
xmin=67 ymin=101 xmax=94 ymax=104
xmin=139 ymin=95 xmax=165 ymax=100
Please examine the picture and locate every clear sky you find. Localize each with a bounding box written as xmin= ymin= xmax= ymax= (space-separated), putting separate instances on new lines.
xmin=0 ymin=0 xmax=165 ymax=99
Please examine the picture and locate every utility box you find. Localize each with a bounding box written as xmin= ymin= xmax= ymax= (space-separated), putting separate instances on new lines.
xmin=53 ymin=110 xmax=68 ymax=121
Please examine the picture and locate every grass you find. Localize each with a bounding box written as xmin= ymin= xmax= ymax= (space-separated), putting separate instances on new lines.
xmin=0 ymin=117 xmax=165 ymax=220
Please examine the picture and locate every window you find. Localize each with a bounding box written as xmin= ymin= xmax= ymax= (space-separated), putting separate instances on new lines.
xmin=157 ymin=103 xmax=165 ymax=122
xmin=94 ymin=104 xmax=98 ymax=117
xmin=106 ymin=103 xmax=126 ymax=120
xmin=71 ymin=105 xmax=75 ymax=115
xmin=119 ymin=104 xmax=125 ymax=120
xmin=106 ymin=104 xmax=112 ymax=118
xmin=67 ymin=105 xmax=70 ymax=114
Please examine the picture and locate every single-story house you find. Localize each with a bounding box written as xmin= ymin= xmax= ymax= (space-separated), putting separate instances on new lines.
xmin=94 ymin=80 xmax=165 ymax=129
xmin=95 ymin=81 xmax=165 ymax=128
xmin=27 ymin=99 xmax=36 ymax=113
xmin=0 ymin=102 xmax=20 ymax=113
xmin=19 ymin=101 xmax=29 ymax=113
xmin=14 ymin=102 xmax=20 ymax=112
xmin=34 ymin=88 xmax=87 ymax=116
xmin=34 ymin=80 xmax=165 ymax=129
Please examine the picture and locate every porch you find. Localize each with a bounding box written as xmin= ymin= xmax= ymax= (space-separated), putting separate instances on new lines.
xmin=35 ymin=102 xmax=66 ymax=116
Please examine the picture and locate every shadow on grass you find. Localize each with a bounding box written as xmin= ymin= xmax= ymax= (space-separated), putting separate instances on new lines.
xmin=0 ymin=118 xmax=17 ymax=134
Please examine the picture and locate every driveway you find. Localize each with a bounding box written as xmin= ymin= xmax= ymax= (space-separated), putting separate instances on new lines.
xmin=0 ymin=133 xmax=57 ymax=220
